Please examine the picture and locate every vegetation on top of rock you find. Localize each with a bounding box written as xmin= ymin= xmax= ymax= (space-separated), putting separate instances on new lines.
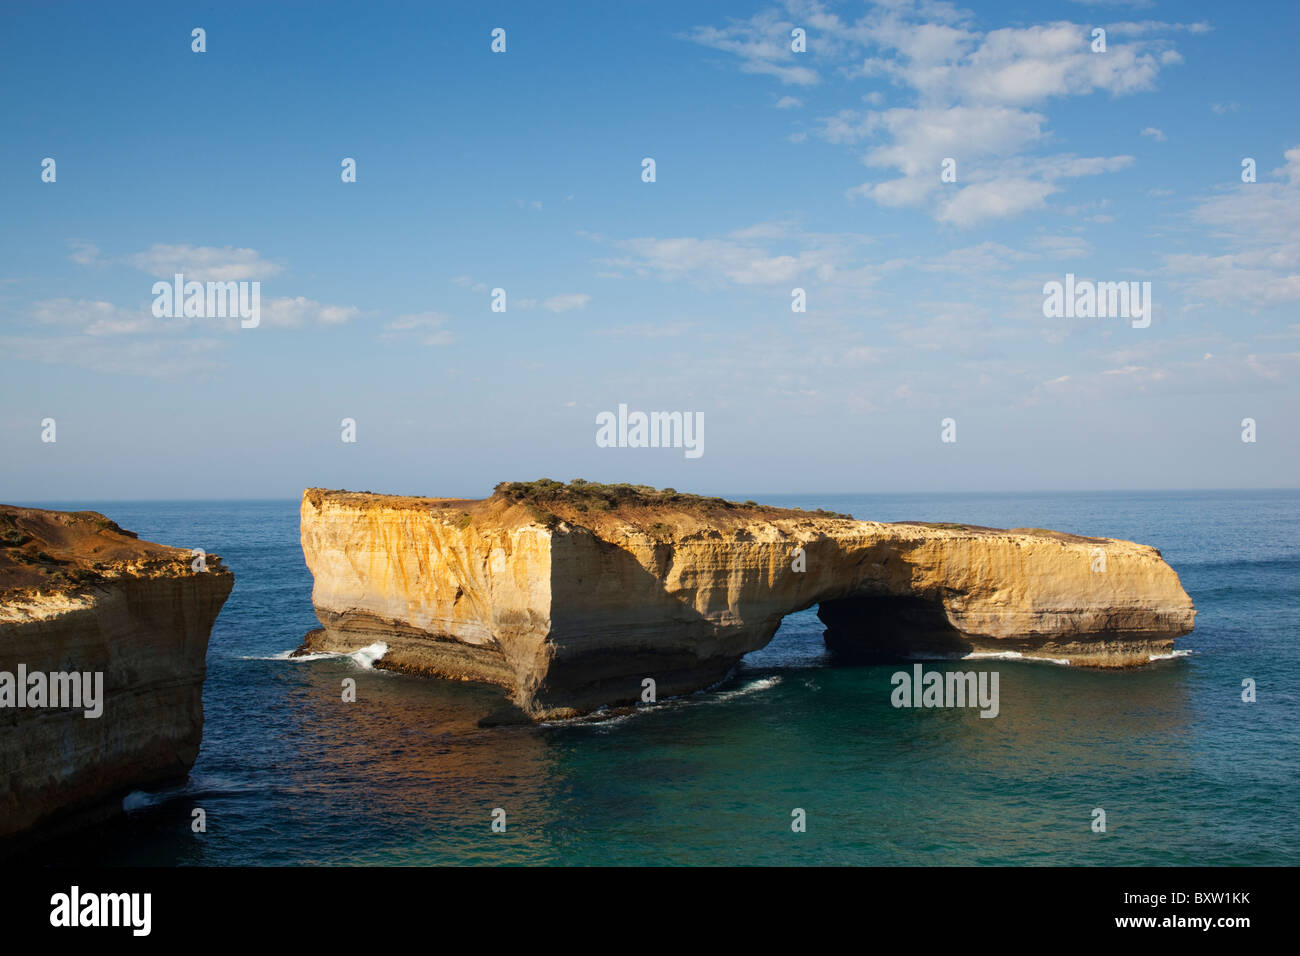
xmin=1 ymin=529 xmax=31 ymax=547
xmin=490 ymin=479 xmax=853 ymax=520
xmin=85 ymin=514 xmax=138 ymax=539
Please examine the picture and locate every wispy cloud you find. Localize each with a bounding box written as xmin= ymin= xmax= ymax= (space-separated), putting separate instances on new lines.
xmin=381 ymin=312 xmax=454 ymax=347
xmin=4 ymin=299 xmax=227 ymax=377
xmin=595 ymin=222 xmax=871 ymax=287
xmin=32 ymin=298 xmax=156 ymax=336
xmin=66 ymin=240 xmax=102 ymax=266
xmin=693 ymin=3 xmax=1190 ymax=226
xmin=127 ymin=244 xmax=284 ymax=281
xmin=260 ymin=296 xmax=361 ymax=328
xmin=1164 ymin=145 xmax=1300 ymax=308
xmin=539 ymin=293 xmax=591 ymax=313
xmin=682 ymin=8 xmax=822 ymax=86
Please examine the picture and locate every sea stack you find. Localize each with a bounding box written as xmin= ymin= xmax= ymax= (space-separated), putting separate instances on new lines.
xmin=299 ymin=481 xmax=1195 ymax=720
xmin=0 ymin=507 xmax=233 ymax=844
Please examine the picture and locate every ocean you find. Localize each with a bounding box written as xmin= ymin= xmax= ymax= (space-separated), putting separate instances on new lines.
xmin=15 ymin=490 xmax=1299 ymax=866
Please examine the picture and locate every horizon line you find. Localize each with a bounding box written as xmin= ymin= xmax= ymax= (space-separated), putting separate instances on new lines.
xmin=7 ymin=486 xmax=1299 ymax=506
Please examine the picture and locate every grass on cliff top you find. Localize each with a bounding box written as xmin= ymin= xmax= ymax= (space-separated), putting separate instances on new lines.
xmin=0 ymin=506 xmax=217 ymax=597
xmin=491 ymin=479 xmax=853 ymax=521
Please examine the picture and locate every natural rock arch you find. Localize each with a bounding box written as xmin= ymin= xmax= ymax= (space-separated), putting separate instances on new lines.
xmin=300 ymin=486 xmax=1194 ymax=719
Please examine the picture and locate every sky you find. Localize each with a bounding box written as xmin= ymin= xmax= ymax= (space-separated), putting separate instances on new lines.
xmin=1 ymin=0 xmax=1297 ymax=501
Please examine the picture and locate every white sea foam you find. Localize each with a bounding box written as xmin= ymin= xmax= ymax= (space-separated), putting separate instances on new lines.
xmin=123 ymin=773 xmax=254 ymax=813
xmin=348 ymin=642 xmax=389 ymax=669
xmin=240 ymin=641 xmax=389 ymax=669
xmin=954 ymin=650 xmax=1073 ymax=666
xmin=710 ymin=675 xmax=782 ymax=702
xmin=1149 ymin=649 xmax=1194 ymax=662
xmin=122 ymin=790 xmax=162 ymax=812
xmin=543 ymin=709 xmax=640 ymax=729
xmin=540 ymin=674 xmax=784 ymax=728
xmin=237 ymin=648 xmax=329 ymax=661
xmin=122 ymin=783 xmax=189 ymax=811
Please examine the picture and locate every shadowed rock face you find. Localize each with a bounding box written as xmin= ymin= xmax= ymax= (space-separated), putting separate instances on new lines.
xmin=300 ymin=485 xmax=1195 ymax=720
xmin=0 ymin=507 xmax=233 ymax=844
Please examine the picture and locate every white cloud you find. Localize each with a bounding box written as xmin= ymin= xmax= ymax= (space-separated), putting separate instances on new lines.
xmin=128 ymin=244 xmax=284 ymax=281
xmin=0 ymin=333 xmax=226 ymax=378
xmin=600 ymin=233 xmax=838 ymax=287
xmin=515 ymin=293 xmax=592 ymax=312
xmin=853 ymin=19 xmax=1171 ymax=105
xmin=936 ymin=179 xmax=1057 ymax=226
xmin=1141 ymin=126 xmax=1166 ymax=141
xmin=32 ymin=298 xmax=154 ymax=336
xmin=1105 ymin=21 xmax=1211 ymax=37
xmin=699 ymin=5 xmax=1187 ymax=226
xmin=67 ymin=240 xmax=101 ymax=266
xmin=381 ymin=312 xmax=454 ymax=347
xmin=540 ymin=293 xmax=591 ymax=313
xmin=1163 ymin=145 xmax=1300 ymax=308
xmin=259 ymin=297 xmax=360 ymax=328
xmin=1031 ymin=351 xmax=1300 ymax=402
xmin=9 ymin=299 xmax=226 ymax=377
xmin=683 ymin=9 xmax=824 ymax=86
xmin=775 ymin=95 xmax=804 ymax=109
xmin=596 ymin=322 xmax=694 ymax=338
xmin=592 ymin=222 xmax=895 ymax=296
xmin=920 ymin=241 xmax=1037 ymax=273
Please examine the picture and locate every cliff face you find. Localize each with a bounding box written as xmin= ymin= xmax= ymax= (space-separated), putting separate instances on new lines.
xmin=300 ymin=484 xmax=1195 ymax=720
xmin=0 ymin=507 xmax=233 ymax=843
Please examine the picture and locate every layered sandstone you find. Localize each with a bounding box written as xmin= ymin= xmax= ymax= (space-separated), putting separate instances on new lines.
xmin=0 ymin=507 xmax=233 ymax=844
xmin=300 ymin=482 xmax=1195 ymax=719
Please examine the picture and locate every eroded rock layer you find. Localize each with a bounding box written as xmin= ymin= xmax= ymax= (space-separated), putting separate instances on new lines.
xmin=300 ymin=484 xmax=1195 ymax=720
xmin=0 ymin=507 xmax=233 ymax=843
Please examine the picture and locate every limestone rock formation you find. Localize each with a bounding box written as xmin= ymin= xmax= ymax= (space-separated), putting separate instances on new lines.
xmin=0 ymin=507 xmax=233 ymax=844
xmin=299 ymin=481 xmax=1195 ymax=720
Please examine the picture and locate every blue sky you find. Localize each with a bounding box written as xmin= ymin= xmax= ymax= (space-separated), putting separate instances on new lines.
xmin=2 ymin=0 xmax=1297 ymax=500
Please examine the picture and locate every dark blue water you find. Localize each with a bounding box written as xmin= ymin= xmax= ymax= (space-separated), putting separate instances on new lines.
xmin=17 ymin=491 xmax=1300 ymax=865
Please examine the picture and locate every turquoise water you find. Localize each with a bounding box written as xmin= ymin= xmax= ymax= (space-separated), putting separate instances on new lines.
xmin=17 ymin=491 xmax=1300 ymax=865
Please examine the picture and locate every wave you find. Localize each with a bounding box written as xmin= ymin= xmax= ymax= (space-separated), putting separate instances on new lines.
xmin=239 ymin=642 xmax=389 ymax=670
xmin=930 ymin=648 xmax=1192 ymax=666
xmin=539 ymin=675 xmax=784 ymax=728
xmin=708 ymin=675 xmax=783 ymax=703
xmin=122 ymin=790 xmax=168 ymax=812
xmin=540 ymin=709 xmax=639 ymax=729
xmin=122 ymin=773 xmax=263 ymax=813
xmin=347 ymin=642 xmax=389 ymax=669
xmin=934 ymin=650 xmax=1073 ymax=666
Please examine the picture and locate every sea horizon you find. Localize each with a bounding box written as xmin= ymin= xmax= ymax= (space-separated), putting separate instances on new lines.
xmin=12 ymin=485 xmax=1300 ymax=506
